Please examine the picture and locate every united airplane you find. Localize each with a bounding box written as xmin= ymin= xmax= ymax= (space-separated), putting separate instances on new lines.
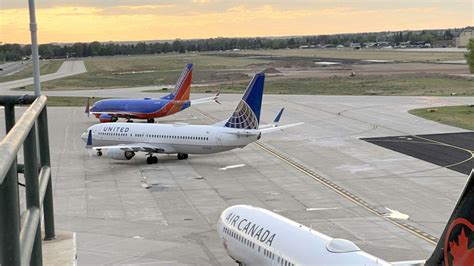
xmin=217 ymin=170 xmax=474 ymax=265
xmin=82 ymin=72 xmax=302 ymax=164
xmin=86 ymin=63 xmax=220 ymax=123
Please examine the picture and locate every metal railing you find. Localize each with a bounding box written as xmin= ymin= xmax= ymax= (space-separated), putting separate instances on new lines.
xmin=0 ymin=95 xmax=55 ymax=266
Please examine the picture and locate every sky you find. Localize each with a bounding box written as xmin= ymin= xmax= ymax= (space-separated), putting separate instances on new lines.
xmin=0 ymin=0 xmax=472 ymax=44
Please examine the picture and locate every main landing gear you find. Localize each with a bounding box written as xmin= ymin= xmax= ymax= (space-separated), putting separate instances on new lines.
xmin=147 ymin=118 xmax=155 ymax=123
xmin=177 ymin=153 xmax=188 ymax=160
xmin=146 ymin=155 xmax=158 ymax=164
xmin=97 ymin=150 xmax=103 ymax=156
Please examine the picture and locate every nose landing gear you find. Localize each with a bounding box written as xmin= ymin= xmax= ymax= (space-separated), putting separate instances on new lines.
xmin=177 ymin=153 xmax=188 ymax=160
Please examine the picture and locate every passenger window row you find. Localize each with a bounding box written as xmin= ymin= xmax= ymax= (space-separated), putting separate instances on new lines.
xmin=99 ymin=131 xmax=209 ymax=141
xmin=223 ymin=226 xmax=294 ymax=266
xmin=99 ymin=132 xmax=128 ymax=137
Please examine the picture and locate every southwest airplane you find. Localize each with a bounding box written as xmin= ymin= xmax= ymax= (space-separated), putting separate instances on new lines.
xmin=217 ymin=170 xmax=474 ymax=265
xmin=86 ymin=63 xmax=220 ymax=123
xmin=82 ymin=72 xmax=302 ymax=164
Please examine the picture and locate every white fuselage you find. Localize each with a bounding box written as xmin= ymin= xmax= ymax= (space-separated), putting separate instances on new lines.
xmin=217 ymin=205 xmax=391 ymax=266
xmin=83 ymin=122 xmax=260 ymax=155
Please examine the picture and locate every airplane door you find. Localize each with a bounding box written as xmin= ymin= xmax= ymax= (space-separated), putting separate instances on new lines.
xmin=216 ymin=133 xmax=223 ymax=146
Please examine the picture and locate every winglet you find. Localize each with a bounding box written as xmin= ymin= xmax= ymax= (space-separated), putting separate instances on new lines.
xmin=86 ymin=130 xmax=93 ymax=148
xmin=273 ymin=108 xmax=285 ymax=124
xmin=214 ymin=90 xmax=221 ymax=104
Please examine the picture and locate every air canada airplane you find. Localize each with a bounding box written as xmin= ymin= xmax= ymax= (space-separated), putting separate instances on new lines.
xmin=82 ymin=72 xmax=302 ymax=164
xmin=217 ymin=170 xmax=474 ymax=266
xmin=86 ymin=63 xmax=220 ymax=123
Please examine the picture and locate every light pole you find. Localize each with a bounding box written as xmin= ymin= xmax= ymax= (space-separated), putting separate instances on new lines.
xmin=28 ymin=0 xmax=41 ymax=96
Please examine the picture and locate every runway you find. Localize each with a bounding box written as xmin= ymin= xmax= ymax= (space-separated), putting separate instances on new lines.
xmin=1 ymin=94 xmax=473 ymax=264
xmin=0 ymin=61 xmax=87 ymax=91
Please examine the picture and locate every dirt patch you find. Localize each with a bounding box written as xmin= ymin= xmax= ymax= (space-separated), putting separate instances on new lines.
xmin=263 ymin=67 xmax=281 ymax=74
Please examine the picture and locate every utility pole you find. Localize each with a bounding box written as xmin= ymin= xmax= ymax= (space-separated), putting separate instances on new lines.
xmin=28 ymin=0 xmax=41 ymax=96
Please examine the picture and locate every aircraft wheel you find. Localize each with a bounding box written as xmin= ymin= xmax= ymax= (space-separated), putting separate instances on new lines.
xmin=152 ymin=156 xmax=158 ymax=164
xmin=147 ymin=118 xmax=155 ymax=123
xmin=177 ymin=153 xmax=187 ymax=160
xmin=97 ymin=150 xmax=102 ymax=156
xmin=183 ymin=154 xmax=188 ymax=159
xmin=146 ymin=157 xmax=153 ymax=164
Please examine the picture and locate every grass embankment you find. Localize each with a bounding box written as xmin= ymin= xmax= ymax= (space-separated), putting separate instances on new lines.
xmin=25 ymin=54 xmax=270 ymax=91
xmin=232 ymin=48 xmax=466 ymax=62
xmin=0 ymin=60 xmax=63 ymax=82
xmin=46 ymin=96 xmax=106 ymax=107
xmin=409 ymin=105 xmax=474 ymax=130
xmin=155 ymin=75 xmax=473 ymax=96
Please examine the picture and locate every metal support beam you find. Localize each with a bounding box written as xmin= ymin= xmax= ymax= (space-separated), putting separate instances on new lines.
xmin=19 ymin=208 xmax=40 ymax=266
xmin=37 ymin=107 xmax=55 ymax=240
xmin=23 ymin=127 xmax=42 ymax=266
xmin=0 ymin=96 xmax=46 ymax=183
xmin=0 ymin=104 xmax=21 ymax=266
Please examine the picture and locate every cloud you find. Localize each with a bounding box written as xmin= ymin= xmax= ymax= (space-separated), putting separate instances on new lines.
xmin=0 ymin=2 xmax=471 ymax=44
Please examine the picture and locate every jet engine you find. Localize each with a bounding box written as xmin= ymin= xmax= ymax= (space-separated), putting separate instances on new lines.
xmin=99 ymin=114 xmax=117 ymax=123
xmin=106 ymin=149 xmax=135 ymax=160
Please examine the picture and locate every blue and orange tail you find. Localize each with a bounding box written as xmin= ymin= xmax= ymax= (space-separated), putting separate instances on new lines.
xmin=162 ymin=63 xmax=193 ymax=101
xmin=223 ymin=73 xmax=265 ymax=129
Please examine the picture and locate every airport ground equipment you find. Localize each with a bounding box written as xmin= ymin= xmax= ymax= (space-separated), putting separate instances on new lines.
xmin=0 ymin=95 xmax=55 ymax=266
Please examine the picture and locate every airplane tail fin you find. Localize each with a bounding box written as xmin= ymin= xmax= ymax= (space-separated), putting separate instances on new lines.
xmin=85 ymin=97 xmax=90 ymax=117
xmin=425 ymin=170 xmax=474 ymax=266
xmin=222 ymin=73 xmax=265 ymax=129
xmin=86 ymin=130 xmax=93 ymax=149
xmin=164 ymin=63 xmax=193 ymax=101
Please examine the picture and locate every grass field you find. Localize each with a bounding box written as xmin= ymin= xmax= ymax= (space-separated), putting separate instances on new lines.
xmin=230 ymin=48 xmax=466 ymax=62
xmin=26 ymin=54 xmax=270 ymax=91
xmin=0 ymin=60 xmax=63 ymax=82
xmin=144 ymin=75 xmax=473 ymax=96
xmin=409 ymin=105 xmax=474 ymax=130
xmin=12 ymin=50 xmax=472 ymax=97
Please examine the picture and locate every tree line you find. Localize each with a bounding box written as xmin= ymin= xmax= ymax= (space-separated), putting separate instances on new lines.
xmin=0 ymin=28 xmax=470 ymax=62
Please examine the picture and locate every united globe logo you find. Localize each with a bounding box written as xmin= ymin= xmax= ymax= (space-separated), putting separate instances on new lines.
xmin=225 ymin=100 xmax=259 ymax=129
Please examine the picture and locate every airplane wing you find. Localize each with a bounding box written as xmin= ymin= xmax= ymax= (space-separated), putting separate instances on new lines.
xmin=90 ymin=143 xmax=175 ymax=154
xmin=90 ymin=111 xmax=135 ymax=116
xmin=191 ymin=90 xmax=220 ymax=106
xmin=224 ymin=130 xmax=260 ymax=137
xmin=85 ymin=131 xmax=174 ymax=153
xmin=259 ymin=122 xmax=304 ymax=134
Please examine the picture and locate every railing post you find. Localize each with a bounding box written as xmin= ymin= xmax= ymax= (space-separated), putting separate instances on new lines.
xmin=37 ymin=107 xmax=55 ymax=240
xmin=23 ymin=125 xmax=42 ymax=266
xmin=0 ymin=104 xmax=21 ymax=266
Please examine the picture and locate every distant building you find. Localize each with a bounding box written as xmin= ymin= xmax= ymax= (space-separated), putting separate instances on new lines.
xmin=455 ymin=30 xmax=473 ymax=47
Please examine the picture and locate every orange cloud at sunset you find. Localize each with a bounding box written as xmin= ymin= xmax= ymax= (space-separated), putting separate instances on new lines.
xmin=0 ymin=2 xmax=472 ymax=44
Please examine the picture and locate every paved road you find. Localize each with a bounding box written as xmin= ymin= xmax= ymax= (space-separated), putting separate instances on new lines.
xmin=0 ymin=61 xmax=30 ymax=77
xmin=0 ymin=61 xmax=87 ymax=91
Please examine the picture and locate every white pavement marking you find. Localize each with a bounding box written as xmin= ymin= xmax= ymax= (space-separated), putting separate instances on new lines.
xmin=384 ymin=207 xmax=410 ymax=220
xmin=218 ymin=163 xmax=245 ymax=170
xmin=0 ymin=60 xmax=87 ymax=91
xmin=306 ymin=207 xmax=342 ymax=211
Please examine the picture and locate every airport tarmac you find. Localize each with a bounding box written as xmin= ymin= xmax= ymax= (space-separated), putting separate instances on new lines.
xmin=1 ymin=94 xmax=473 ymax=264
